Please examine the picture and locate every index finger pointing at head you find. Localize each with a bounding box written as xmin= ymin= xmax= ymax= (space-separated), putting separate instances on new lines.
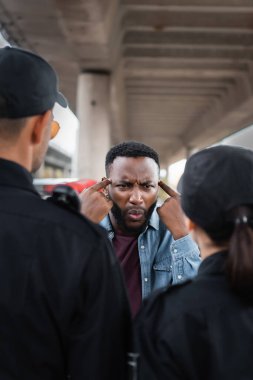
xmin=90 ymin=178 xmax=112 ymax=192
xmin=158 ymin=180 xmax=179 ymax=197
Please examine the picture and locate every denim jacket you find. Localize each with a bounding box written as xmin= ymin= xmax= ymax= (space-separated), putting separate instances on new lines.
xmin=100 ymin=210 xmax=201 ymax=299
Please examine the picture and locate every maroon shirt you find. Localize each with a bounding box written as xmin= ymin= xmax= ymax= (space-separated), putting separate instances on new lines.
xmin=113 ymin=231 xmax=142 ymax=317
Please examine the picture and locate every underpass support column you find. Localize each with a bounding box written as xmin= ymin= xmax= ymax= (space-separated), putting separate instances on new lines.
xmin=76 ymin=70 xmax=111 ymax=180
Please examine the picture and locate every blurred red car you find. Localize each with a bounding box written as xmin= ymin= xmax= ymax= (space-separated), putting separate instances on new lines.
xmin=33 ymin=178 xmax=97 ymax=197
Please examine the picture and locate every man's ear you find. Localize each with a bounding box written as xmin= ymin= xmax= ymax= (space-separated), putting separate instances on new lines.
xmin=30 ymin=110 xmax=52 ymax=145
xmin=186 ymin=218 xmax=196 ymax=232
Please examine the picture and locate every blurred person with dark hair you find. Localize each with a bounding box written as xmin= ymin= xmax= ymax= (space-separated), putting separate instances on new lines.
xmin=136 ymin=145 xmax=253 ymax=380
xmin=0 ymin=46 xmax=131 ymax=380
xmin=81 ymin=140 xmax=200 ymax=317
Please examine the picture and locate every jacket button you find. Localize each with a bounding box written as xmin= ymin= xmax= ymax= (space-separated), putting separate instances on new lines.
xmin=144 ymin=277 xmax=148 ymax=282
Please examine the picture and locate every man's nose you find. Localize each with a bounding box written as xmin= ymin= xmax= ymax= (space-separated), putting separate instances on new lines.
xmin=129 ymin=187 xmax=143 ymax=204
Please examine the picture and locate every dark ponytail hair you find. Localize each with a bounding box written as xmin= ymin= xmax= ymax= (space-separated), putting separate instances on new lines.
xmin=207 ymin=206 xmax=253 ymax=296
xmin=227 ymin=207 xmax=253 ymax=295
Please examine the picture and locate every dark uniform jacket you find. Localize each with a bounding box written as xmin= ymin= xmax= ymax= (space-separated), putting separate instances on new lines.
xmin=136 ymin=251 xmax=253 ymax=380
xmin=0 ymin=158 xmax=132 ymax=380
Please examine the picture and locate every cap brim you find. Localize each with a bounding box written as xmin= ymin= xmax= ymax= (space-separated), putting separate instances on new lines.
xmin=56 ymin=92 xmax=68 ymax=108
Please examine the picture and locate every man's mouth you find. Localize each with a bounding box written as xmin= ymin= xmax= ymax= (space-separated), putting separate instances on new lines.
xmin=127 ymin=209 xmax=145 ymax=221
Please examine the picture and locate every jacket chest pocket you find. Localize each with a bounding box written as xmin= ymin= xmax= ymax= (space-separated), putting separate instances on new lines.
xmin=152 ymin=257 xmax=172 ymax=289
xmin=153 ymin=257 xmax=172 ymax=271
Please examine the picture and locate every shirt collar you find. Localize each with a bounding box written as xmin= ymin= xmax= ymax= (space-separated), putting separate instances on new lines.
xmin=148 ymin=208 xmax=160 ymax=230
xmin=100 ymin=214 xmax=113 ymax=233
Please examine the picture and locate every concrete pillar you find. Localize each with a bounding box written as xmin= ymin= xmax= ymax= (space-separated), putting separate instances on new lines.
xmin=110 ymin=61 xmax=127 ymax=144
xmin=76 ymin=71 xmax=111 ymax=180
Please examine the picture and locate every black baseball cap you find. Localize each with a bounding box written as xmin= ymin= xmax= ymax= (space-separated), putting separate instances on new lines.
xmin=179 ymin=145 xmax=253 ymax=230
xmin=0 ymin=46 xmax=67 ymax=118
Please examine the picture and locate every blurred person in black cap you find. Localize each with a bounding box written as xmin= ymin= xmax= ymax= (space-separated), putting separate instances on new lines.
xmin=136 ymin=145 xmax=253 ymax=380
xmin=0 ymin=46 xmax=131 ymax=379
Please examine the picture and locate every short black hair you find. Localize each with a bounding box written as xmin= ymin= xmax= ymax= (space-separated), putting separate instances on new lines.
xmin=105 ymin=141 xmax=160 ymax=176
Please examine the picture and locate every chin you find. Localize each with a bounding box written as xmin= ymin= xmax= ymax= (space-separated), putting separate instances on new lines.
xmin=125 ymin=222 xmax=147 ymax=235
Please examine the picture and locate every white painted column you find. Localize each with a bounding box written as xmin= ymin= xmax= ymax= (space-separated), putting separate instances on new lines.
xmin=76 ymin=71 xmax=111 ymax=180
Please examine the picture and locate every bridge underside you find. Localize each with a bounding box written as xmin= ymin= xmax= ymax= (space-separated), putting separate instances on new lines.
xmin=1 ymin=0 xmax=253 ymax=170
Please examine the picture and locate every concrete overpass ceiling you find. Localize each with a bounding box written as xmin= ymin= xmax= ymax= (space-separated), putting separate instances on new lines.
xmin=1 ymin=0 xmax=253 ymax=164
xmin=122 ymin=0 xmax=253 ymax=163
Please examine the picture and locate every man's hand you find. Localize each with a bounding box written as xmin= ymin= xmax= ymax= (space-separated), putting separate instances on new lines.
xmin=79 ymin=178 xmax=112 ymax=224
xmin=157 ymin=180 xmax=188 ymax=240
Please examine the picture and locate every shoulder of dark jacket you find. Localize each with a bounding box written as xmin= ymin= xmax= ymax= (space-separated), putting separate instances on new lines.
xmin=136 ymin=280 xmax=192 ymax=321
xmin=44 ymin=195 xmax=110 ymax=240
xmin=2 ymin=187 xmax=107 ymax=242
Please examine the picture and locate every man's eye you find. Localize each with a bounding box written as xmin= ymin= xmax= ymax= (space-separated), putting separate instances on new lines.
xmin=117 ymin=184 xmax=129 ymax=189
xmin=143 ymin=184 xmax=153 ymax=189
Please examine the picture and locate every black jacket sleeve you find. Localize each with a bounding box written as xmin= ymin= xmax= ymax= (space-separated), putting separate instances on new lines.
xmin=65 ymin=229 xmax=132 ymax=380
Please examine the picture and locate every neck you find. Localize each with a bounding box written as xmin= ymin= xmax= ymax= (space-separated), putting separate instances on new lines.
xmin=0 ymin=144 xmax=32 ymax=172
xmin=193 ymin=226 xmax=228 ymax=260
xmin=201 ymin=244 xmax=227 ymax=260
xmin=0 ymin=124 xmax=33 ymax=172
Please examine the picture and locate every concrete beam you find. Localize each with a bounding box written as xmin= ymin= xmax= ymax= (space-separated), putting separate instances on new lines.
xmin=182 ymin=68 xmax=253 ymax=148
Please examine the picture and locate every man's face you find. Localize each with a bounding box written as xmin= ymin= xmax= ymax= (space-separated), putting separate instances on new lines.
xmin=108 ymin=156 xmax=159 ymax=235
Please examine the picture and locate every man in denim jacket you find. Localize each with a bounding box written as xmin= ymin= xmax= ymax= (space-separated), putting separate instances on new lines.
xmin=81 ymin=141 xmax=200 ymax=316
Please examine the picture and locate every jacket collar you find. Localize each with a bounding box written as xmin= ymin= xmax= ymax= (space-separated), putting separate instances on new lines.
xmin=197 ymin=251 xmax=227 ymax=277
xmin=148 ymin=208 xmax=160 ymax=230
xmin=0 ymin=158 xmax=39 ymax=196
